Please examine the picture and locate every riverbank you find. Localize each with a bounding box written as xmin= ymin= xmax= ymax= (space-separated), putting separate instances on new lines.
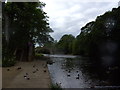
xmin=2 ymin=60 xmax=52 ymax=88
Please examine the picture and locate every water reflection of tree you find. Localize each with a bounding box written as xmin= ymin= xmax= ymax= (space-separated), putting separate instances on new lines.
xmin=78 ymin=57 xmax=120 ymax=86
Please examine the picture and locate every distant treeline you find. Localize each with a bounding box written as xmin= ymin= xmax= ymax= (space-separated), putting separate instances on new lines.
xmin=53 ymin=6 xmax=120 ymax=57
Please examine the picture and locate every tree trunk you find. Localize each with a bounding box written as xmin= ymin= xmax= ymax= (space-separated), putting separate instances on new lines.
xmin=4 ymin=13 xmax=9 ymax=43
xmin=14 ymin=42 xmax=35 ymax=61
xmin=28 ymin=42 xmax=33 ymax=61
xmin=13 ymin=48 xmax=17 ymax=56
xmin=20 ymin=50 xmax=24 ymax=61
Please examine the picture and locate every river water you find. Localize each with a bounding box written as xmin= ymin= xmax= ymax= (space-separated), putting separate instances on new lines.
xmin=46 ymin=54 xmax=120 ymax=88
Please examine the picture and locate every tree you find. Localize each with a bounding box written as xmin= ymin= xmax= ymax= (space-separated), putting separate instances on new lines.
xmin=70 ymin=6 xmax=120 ymax=57
xmin=2 ymin=2 xmax=53 ymax=63
xmin=57 ymin=34 xmax=75 ymax=54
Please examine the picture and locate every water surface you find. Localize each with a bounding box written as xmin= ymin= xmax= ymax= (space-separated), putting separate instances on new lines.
xmin=47 ymin=54 xmax=120 ymax=88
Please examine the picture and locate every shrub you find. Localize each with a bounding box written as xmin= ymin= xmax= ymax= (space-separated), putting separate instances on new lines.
xmin=35 ymin=47 xmax=50 ymax=54
xmin=2 ymin=55 xmax=16 ymax=67
xmin=50 ymin=83 xmax=62 ymax=90
xmin=35 ymin=53 xmax=44 ymax=59
xmin=35 ymin=53 xmax=49 ymax=60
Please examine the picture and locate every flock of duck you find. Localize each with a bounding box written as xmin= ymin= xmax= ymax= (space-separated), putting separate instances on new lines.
xmin=66 ymin=69 xmax=80 ymax=79
xmin=6 ymin=64 xmax=47 ymax=80
xmin=7 ymin=62 xmax=80 ymax=81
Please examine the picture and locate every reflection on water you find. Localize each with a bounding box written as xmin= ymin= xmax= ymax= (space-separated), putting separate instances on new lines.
xmin=47 ymin=55 xmax=120 ymax=88
xmin=44 ymin=54 xmax=77 ymax=58
xmin=48 ymin=56 xmax=95 ymax=88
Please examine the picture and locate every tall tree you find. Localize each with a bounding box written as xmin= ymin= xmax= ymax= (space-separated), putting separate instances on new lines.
xmin=2 ymin=2 xmax=53 ymax=62
xmin=57 ymin=34 xmax=75 ymax=54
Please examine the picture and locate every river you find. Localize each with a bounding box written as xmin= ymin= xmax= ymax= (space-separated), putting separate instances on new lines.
xmin=45 ymin=54 xmax=120 ymax=88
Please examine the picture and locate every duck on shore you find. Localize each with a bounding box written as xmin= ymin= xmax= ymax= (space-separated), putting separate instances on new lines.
xmin=44 ymin=70 xmax=47 ymax=72
xmin=7 ymin=69 xmax=10 ymax=71
xmin=33 ymin=64 xmax=36 ymax=68
xmin=17 ymin=67 xmax=21 ymax=70
xmin=24 ymin=73 xmax=30 ymax=80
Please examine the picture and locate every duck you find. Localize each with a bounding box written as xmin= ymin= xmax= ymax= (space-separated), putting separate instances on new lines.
xmin=68 ymin=70 xmax=71 ymax=73
xmin=76 ymin=71 xmax=79 ymax=73
xmin=24 ymin=76 xmax=30 ymax=80
xmin=26 ymin=73 xmax=28 ymax=75
xmin=67 ymin=74 xmax=70 ymax=77
xmin=33 ymin=71 xmax=36 ymax=73
xmin=36 ymin=69 xmax=39 ymax=71
xmin=27 ymin=77 xmax=30 ymax=80
xmin=17 ymin=67 xmax=21 ymax=70
xmin=44 ymin=70 xmax=46 ymax=72
xmin=76 ymin=76 xmax=79 ymax=79
xmin=33 ymin=65 xmax=36 ymax=68
xmin=7 ymin=69 xmax=10 ymax=71
xmin=24 ymin=75 xmax=27 ymax=79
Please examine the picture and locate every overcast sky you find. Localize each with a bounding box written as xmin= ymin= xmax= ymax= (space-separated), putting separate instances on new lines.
xmin=40 ymin=0 xmax=119 ymax=41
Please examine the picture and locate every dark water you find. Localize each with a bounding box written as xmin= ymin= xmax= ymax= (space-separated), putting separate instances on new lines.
xmin=46 ymin=54 xmax=120 ymax=88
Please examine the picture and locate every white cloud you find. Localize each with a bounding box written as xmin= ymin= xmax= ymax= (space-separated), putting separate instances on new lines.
xmin=40 ymin=0 xmax=118 ymax=40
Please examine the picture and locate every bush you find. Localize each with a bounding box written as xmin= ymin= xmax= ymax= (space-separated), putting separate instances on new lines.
xmin=35 ymin=53 xmax=44 ymax=59
xmin=36 ymin=47 xmax=50 ymax=54
xmin=35 ymin=53 xmax=49 ymax=60
xmin=50 ymin=83 xmax=62 ymax=90
xmin=35 ymin=53 xmax=44 ymax=57
xmin=2 ymin=55 xmax=16 ymax=67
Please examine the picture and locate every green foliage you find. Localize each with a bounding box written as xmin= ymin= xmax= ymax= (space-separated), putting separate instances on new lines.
xmin=2 ymin=57 xmax=16 ymax=67
xmin=2 ymin=54 xmax=16 ymax=67
xmin=35 ymin=53 xmax=44 ymax=57
xmin=2 ymin=2 xmax=53 ymax=61
xmin=50 ymin=83 xmax=62 ymax=90
xmin=2 ymin=42 xmax=16 ymax=67
xmin=73 ymin=7 xmax=120 ymax=56
xmin=35 ymin=47 xmax=50 ymax=54
xmin=35 ymin=53 xmax=44 ymax=59
xmin=3 ymin=2 xmax=53 ymax=46
xmin=57 ymin=34 xmax=75 ymax=54
xmin=35 ymin=53 xmax=50 ymax=60
xmin=56 ymin=7 xmax=120 ymax=56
